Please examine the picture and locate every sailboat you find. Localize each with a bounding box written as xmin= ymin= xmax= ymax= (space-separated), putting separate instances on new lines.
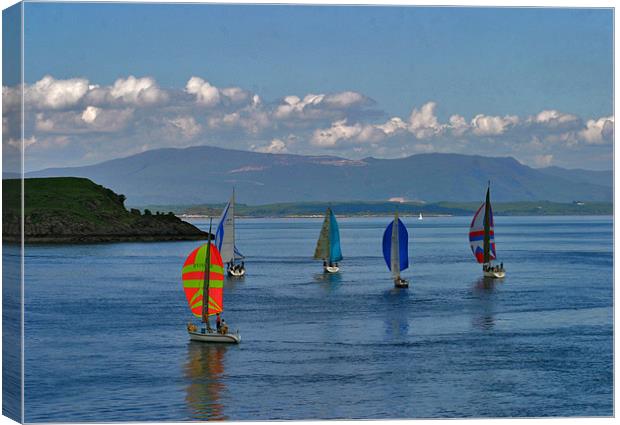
xmin=469 ymin=183 xmax=506 ymax=279
xmin=215 ymin=189 xmax=245 ymax=278
xmin=314 ymin=207 xmax=343 ymax=273
xmin=182 ymin=219 xmax=241 ymax=343
xmin=418 ymin=212 xmax=423 ymax=220
xmin=383 ymin=212 xmax=410 ymax=288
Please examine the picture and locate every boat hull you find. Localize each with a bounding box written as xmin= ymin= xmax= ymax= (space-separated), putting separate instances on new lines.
xmin=484 ymin=270 xmax=505 ymax=279
xmin=324 ymin=266 xmax=340 ymax=273
xmin=227 ymin=268 xmax=245 ymax=278
xmin=394 ymin=278 xmax=409 ymax=288
xmin=188 ymin=330 xmax=241 ymax=344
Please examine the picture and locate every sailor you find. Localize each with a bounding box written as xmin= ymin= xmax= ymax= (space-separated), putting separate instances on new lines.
xmin=216 ymin=313 xmax=222 ymax=333
xmin=240 ymin=261 xmax=245 ymax=270
xmin=323 ymin=260 xmax=327 ymax=268
xmin=500 ymin=262 xmax=503 ymax=270
xmin=221 ymin=320 xmax=229 ymax=335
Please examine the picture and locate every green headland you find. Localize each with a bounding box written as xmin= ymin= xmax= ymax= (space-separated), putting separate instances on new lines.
xmin=2 ymin=177 xmax=209 ymax=243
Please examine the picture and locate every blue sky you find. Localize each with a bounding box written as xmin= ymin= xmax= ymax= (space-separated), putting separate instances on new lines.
xmin=2 ymin=3 xmax=614 ymax=170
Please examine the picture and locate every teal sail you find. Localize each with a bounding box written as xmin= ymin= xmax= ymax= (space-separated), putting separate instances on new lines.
xmin=328 ymin=209 xmax=342 ymax=263
xmin=314 ymin=207 xmax=343 ymax=263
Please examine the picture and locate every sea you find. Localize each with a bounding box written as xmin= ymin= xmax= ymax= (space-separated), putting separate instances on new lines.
xmin=6 ymin=215 xmax=614 ymax=421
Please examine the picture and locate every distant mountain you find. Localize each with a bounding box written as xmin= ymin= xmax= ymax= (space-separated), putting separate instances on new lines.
xmin=27 ymin=145 xmax=612 ymax=205
xmin=538 ymin=166 xmax=613 ymax=188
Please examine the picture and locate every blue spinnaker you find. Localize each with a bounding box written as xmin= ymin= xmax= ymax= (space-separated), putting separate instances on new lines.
xmin=382 ymin=218 xmax=409 ymax=272
xmin=328 ymin=209 xmax=343 ymax=263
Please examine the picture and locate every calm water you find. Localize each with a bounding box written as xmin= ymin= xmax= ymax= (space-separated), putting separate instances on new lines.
xmin=18 ymin=216 xmax=613 ymax=421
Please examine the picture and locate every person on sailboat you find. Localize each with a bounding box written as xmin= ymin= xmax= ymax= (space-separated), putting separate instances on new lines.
xmin=216 ymin=313 xmax=222 ymax=333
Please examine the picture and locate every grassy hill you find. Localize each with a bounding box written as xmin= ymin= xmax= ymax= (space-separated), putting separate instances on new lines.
xmin=3 ymin=177 xmax=209 ymax=243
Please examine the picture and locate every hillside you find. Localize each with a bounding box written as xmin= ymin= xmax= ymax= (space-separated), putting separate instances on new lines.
xmin=2 ymin=177 xmax=209 ymax=243
xmin=27 ymin=145 xmax=612 ymax=205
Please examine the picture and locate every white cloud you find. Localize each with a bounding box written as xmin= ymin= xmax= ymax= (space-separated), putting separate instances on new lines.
xmin=168 ymin=116 xmax=201 ymax=138
xmin=26 ymin=75 xmax=90 ymax=110
xmin=311 ymin=119 xmax=363 ymax=147
xmin=448 ymin=114 xmax=469 ymax=137
xmin=471 ymin=114 xmax=519 ymax=136
xmin=530 ymin=110 xmax=579 ymax=127
xmin=186 ymin=76 xmax=221 ymax=107
xmin=408 ymin=102 xmax=442 ymax=139
xmin=81 ymin=106 xmax=100 ymax=124
xmin=253 ymin=138 xmax=289 ymax=153
xmin=35 ymin=108 xmax=134 ymax=133
xmin=106 ymin=76 xmax=167 ymax=106
xmin=579 ymin=116 xmax=614 ymax=144
xmin=323 ymin=91 xmax=369 ymax=109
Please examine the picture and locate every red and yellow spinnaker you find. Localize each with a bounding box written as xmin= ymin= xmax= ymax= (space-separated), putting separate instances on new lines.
xmin=182 ymin=243 xmax=224 ymax=318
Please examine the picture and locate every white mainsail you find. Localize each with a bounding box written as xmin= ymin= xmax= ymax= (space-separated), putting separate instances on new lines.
xmin=215 ymin=190 xmax=238 ymax=264
xmin=391 ymin=214 xmax=400 ymax=279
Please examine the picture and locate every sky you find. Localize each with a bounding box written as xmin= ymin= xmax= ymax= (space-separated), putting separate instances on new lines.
xmin=2 ymin=2 xmax=614 ymax=171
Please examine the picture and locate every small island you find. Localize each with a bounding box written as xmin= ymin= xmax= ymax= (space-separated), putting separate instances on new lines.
xmin=2 ymin=177 xmax=210 ymax=243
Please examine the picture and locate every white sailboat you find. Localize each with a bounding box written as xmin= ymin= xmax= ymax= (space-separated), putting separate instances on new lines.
xmin=418 ymin=212 xmax=423 ymax=220
xmin=383 ymin=212 xmax=410 ymax=288
xmin=215 ymin=189 xmax=245 ymax=278
xmin=469 ymin=183 xmax=506 ymax=279
xmin=314 ymin=207 xmax=343 ymax=273
xmin=182 ymin=219 xmax=241 ymax=344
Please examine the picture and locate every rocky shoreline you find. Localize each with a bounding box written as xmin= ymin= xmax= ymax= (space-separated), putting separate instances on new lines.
xmin=3 ymin=177 xmax=210 ymax=244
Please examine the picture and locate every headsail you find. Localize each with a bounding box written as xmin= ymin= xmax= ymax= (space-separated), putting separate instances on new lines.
xmin=182 ymin=243 xmax=225 ymax=318
xmin=469 ymin=187 xmax=497 ymax=264
xmin=328 ymin=209 xmax=343 ymax=263
xmin=215 ymin=190 xmax=243 ymax=263
xmin=313 ymin=207 xmax=342 ymax=263
xmin=382 ymin=214 xmax=409 ymax=276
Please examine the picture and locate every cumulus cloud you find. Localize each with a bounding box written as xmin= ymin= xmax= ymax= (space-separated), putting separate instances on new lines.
xmin=448 ymin=114 xmax=469 ymax=137
xmin=167 ymin=116 xmax=201 ymax=138
xmin=529 ymin=110 xmax=579 ymax=128
xmin=471 ymin=114 xmax=519 ymax=136
xmin=35 ymin=108 xmax=134 ymax=133
xmin=105 ymin=76 xmax=167 ymax=106
xmin=311 ymin=119 xmax=363 ymax=147
xmin=579 ymin=116 xmax=614 ymax=144
xmin=252 ymin=138 xmax=289 ymax=153
xmin=186 ymin=76 xmax=221 ymax=107
xmin=408 ymin=102 xmax=443 ymax=139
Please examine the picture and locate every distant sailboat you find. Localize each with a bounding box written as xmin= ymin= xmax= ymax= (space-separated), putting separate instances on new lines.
xmin=215 ymin=189 xmax=245 ymax=278
xmin=469 ymin=183 xmax=505 ymax=279
xmin=182 ymin=219 xmax=241 ymax=343
xmin=418 ymin=212 xmax=423 ymax=220
xmin=314 ymin=207 xmax=343 ymax=273
xmin=383 ymin=212 xmax=410 ymax=288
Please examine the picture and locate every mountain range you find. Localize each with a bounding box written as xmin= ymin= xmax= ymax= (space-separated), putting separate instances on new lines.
xmin=26 ymin=145 xmax=612 ymax=206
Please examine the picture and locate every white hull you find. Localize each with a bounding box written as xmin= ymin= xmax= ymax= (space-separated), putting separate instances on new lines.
xmin=188 ymin=330 xmax=241 ymax=344
xmin=324 ymin=266 xmax=340 ymax=273
xmin=484 ymin=270 xmax=505 ymax=279
xmin=227 ymin=268 xmax=245 ymax=277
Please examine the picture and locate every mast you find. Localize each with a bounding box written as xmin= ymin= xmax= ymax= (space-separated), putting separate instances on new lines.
xmin=202 ymin=218 xmax=213 ymax=325
xmin=483 ymin=182 xmax=491 ymax=264
xmin=326 ymin=207 xmax=331 ymax=261
xmin=231 ymin=187 xmax=236 ymax=262
xmin=391 ymin=211 xmax=400 ymax=279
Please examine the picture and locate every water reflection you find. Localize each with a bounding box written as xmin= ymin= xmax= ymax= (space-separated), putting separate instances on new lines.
xmin=184 ymin=343 xmax=229 ymax=420
xmin=314 ymin=271 xmax=342 ymax=289
xmin=383 ymin=288 xmax=410 ymax=339
xmin=471 ymin=277 xmax=497 ymax=331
